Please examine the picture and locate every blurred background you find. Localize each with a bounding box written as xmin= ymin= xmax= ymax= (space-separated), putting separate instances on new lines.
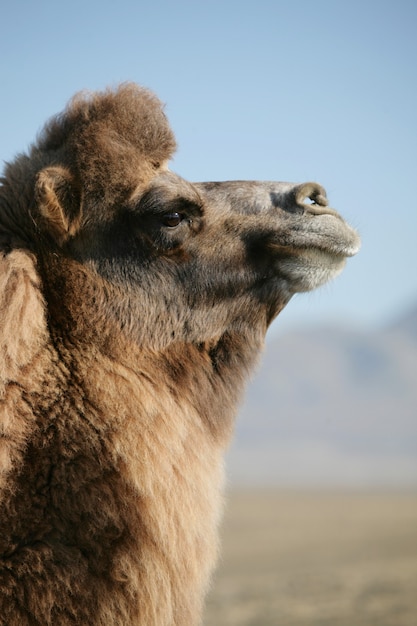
xmin=1 ymin=1 xmax=416 ymax=624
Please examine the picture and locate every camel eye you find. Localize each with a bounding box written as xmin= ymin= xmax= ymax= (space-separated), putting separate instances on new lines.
xmin=161 ymin=212 xmax=183 ymax=228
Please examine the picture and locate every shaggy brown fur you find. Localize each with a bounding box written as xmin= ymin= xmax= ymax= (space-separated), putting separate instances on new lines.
xmin=0 ymin=83 xmax=360 ymax=625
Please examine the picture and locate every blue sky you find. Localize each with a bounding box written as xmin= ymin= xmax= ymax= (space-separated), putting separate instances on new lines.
xmin=1 ymin=0 xmax=416 ymax=334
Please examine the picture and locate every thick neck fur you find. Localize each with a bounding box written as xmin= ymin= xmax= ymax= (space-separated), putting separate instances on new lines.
xmin=0 ymin=248 xmax=264 ymax=626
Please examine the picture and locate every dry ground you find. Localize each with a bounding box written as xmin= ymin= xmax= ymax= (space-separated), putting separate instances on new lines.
xmin=204 ymin=490 xmax=417 ymax=626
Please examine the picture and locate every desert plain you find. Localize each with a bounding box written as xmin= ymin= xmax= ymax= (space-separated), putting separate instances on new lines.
xmin=204 ymin=489 xmax=417 ymax=626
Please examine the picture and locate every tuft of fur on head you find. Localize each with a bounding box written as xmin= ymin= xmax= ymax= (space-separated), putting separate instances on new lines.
xmin=35 ymin=83 xmax=177 ymax=205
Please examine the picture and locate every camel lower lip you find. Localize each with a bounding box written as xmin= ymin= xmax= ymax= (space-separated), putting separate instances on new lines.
xmin=299 ymin=247 xmax=349 ymax=266
xmin=318 ymin=243 xmax=359 ymax=258
xmin=268 ymin=242 xmax=357 ymax=260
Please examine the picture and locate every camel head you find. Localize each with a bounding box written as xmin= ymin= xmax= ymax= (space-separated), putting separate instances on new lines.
xmin=0 ymin=84 xmax=360 ymax=350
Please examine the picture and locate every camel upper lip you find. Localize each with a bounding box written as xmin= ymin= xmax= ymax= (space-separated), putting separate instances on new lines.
xmin=270 ymin=212 xmax=361 ymax=258
xmin=312 ymin=212 xmax=361 ymax=257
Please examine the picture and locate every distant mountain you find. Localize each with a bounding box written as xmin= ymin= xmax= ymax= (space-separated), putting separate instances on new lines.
xmin=227 ymin=303 xmax=417 ymax=488
xmin=387 ymin=301 xmax=417 ymax=342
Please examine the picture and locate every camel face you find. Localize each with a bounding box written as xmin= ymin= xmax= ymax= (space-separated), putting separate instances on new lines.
xmin=56 ymin=168 xmax=359 ymax=348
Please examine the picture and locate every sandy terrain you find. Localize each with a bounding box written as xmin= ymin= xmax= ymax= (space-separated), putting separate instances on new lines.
xmin=204 ymin=490 xmax=417 ymax=626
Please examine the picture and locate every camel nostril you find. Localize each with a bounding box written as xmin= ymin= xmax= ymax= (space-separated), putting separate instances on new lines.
xmin=295 ymin=182 xmax=328 ymax=208
xmin=303 ymin=197 xmax=315 ymax=205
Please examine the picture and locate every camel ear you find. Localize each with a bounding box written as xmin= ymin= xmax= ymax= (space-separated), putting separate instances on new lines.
xmin=36 ymin=166 xmax=81 ymax=243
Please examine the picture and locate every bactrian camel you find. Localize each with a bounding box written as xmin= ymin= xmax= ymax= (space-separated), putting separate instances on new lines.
xmin=0 ymin=83 xmax=360 ymax=625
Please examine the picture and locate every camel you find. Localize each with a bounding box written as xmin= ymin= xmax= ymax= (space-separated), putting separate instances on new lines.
xmin=0 ymin=83 xmax=360 ymax=625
